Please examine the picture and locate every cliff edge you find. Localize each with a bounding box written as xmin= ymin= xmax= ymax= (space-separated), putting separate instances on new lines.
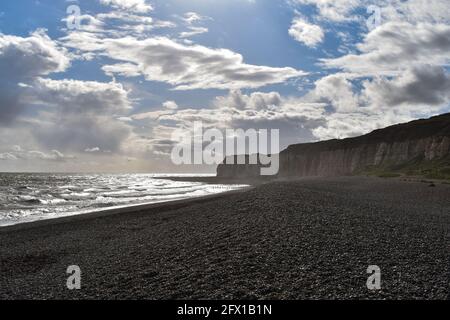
xmin=217 ymin=113 xmax=450 ymax=179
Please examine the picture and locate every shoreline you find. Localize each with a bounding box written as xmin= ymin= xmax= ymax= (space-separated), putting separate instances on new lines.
xmin=1 ymin=176 xmax=448 ymax=299
xmin=1 ymin=174 xmax=445 ymax=232
xmin=0 ymin=183 xmax=255 ymax=233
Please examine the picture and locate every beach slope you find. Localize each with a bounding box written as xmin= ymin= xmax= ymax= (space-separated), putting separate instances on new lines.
xmin=1 ymin=177 xmax=449 ymax=299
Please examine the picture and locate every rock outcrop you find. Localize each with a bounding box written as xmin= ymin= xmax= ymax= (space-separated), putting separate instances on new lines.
xmin=217 ymin=113 xmax=450 ymax=178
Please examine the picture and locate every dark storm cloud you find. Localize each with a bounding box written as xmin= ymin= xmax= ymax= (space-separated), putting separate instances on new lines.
xmin=363 ymin=65 xmax=450 ymax=107
xmin=0 ymin=31 xmax=70 ymax=125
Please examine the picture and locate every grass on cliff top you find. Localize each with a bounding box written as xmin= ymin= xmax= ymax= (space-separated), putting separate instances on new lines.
xmin=360 ymin=157 xmax=450 ymax=181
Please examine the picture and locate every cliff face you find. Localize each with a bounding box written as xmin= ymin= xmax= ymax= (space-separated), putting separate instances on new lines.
xmin=216 ymin=155 xmax=273 ymax=179
xmin=217 ymin=113 xmax=450 ymax=178
xmin=278 ymin=135 xmax=450 ymax=177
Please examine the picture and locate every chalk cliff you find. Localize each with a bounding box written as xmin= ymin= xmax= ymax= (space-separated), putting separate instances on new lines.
xmin=217 ymin=113 xmax=450 ymax=179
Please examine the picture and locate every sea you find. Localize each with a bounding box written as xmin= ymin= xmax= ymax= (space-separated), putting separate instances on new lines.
xmin=0 ymin=173 xmax=247 ymax=227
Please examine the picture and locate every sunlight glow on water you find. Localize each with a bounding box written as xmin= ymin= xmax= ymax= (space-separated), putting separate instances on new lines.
xmin=0 ymin=173 xmax=247 ymax=226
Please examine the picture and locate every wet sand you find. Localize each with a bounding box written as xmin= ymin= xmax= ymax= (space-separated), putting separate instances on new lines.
xmin=0 ymin=177 xmax=449 ymax=299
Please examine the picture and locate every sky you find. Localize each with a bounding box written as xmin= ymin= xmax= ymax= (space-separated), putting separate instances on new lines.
xmin=0 ymin=0 xmax=449 ymax=172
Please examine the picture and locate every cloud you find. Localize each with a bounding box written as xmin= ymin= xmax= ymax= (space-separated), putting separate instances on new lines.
xmin=0 ymin=30 xmax=135 ymax=159
xmin=0 ymin=146 xmax=73 ymax=162
xmin=0 ymin=153 xmax=18 ymax=161
xmin=301 ymin=68 xmax=450 ymax=140
xmin=150 ymin=90 xmax=327 ymax=150
xmin=140 ymin=85 xmax=442 ymax=154
xmin=300 ymin=3 xmax=450 ymax=140
xmin=0 ymin=30 xmax=70 ymax=124
xmin=3 ymin=0 xmax=449 ymax=173
xmin=29 ymin=78 xmax=133 ymax=153
xmin=99 ymin=0 xmax=153 ymax=13
xmin=95 ymin=11 xmax=175 ymax=36
xmin=129 ymin=101 xmax=178 ymax=121
xmin=62 ymin=5 xmax=174 ymax=41
xmin=62 ymin=13 xmax=106 ymax=34
xmin=62 ymin=36 xmax=307 ymax=90
xmin=32 ymin=113 xmax=132 ymax=154
xmin=179 ymin=26 xmax=209 ymax=38
xmin=289 ymin=17 xmax=325 ymax=47
xmin=84 ymin=147 xmax=101 ymax=153
xmin=310 ymin=111 xmax=395 ymax=141
xmin=315 ymin=19 xmax=450 ymax=123
xmin=292 ymin=0 xmax=450 ymax=24
xmin=308 ymin=73 xmax=359 ymax=112
xmin=131 ymin=110 xmax=174 ymax=121
xmin=178 ymin=12 xmax=210 ymax=38
xmin=60 ymin=7 xmax=305 ymax=90
xmin=301 ymin=66 xmax=450 ymax=139
xmin=27 ymin=150 xmax=72 ymax=161
xmin=378 ymin=0 xmax=450 ymax=25
xmin=362 ymin=65 xmax=450 ymax=108
xmin=292 ymin=0 xmax=361 ymax=22
xmin=0 ymin=29 xmax=70 ymax=78
xmin=322 ymin=22 xmax=450 ymax=76
xmin=33 ymin=78 xmax=131 ymax=114
xmin=181 ymin=12 xmax=209 ymax=24
xmin=214 ymin=89 xmax=282 ymax=111
xmin=163 ymin=101 xmax=179 ymax=110
xmin=125 ymin=89 xmax=327 ymax=159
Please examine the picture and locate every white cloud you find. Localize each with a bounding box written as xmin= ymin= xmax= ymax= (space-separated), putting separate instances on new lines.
xmin=309 ymin=73 xmax=359 ymax=112
xmin=214 ymin=89 xmax=282 ymax=111
xmin=62 ymin=14 xmax=105 ymax=34
xmin=302 ymin=68 xmax=450 ymax=140
xmin=0 ymin=147 xmax=73 ymax=162
xmin=131 ymin=110 xmax=174 ymax=121
xmin=292 ymin=0 xmax=450 ymax=25
xmin=322 ymin=22 xmax=450 ymax=76
xmin=362 ymin=65 xmax=450 ymax=108
xmin=30 ymin=78 xmax=133 ymax=153
xmin=181 ymin=12 xmax=210 ymax=24
xmin=131 ymin=78 xmax=449 ymax=156
xmin=99 ymin=0 xmax=153 ymax=13
xmin=163 ymin=101 xmax=179 ymax=110
xmin=0 ymin=153 xmax=18 ymax=161
xmin=63 ymin=4 xmax=174 ymax=40
xmin=379 ymin=0 xmax=450 ymax=25
xmin=62 ymin=35 xmax=306 ymax=90
xmin=293 ymin=0 xmax=361 ymax=22
xmin=3 ymin=0 xmax=450 ymax=172
xmin=289 ymin=17 xmax=325 ymax=47
xmin=179 ymin=26 xmax=209 ymax=38
xmin=33 ymin=78 xmax=132 ymax=114
xmin=148 ymin=90 xmax=327 ymax=150
xmin=94 ymin=11 xmax=174 ymax=36
xmin=0 ymin=29 xmax=70 ymax=78
xmin=0 ymin=30 xmax=70 ymax=124
xmin=27 ymin=150 xmax=72 ymax=161
xmin=310 ymin=111 xmax=395 ymax=141
xmin=307 ymin=3 xmax=450 ymax=137
xmin=177 ymin=12 xmax=210 ymax=38
xmin=0 ymin=31 xmax=134 ymax=156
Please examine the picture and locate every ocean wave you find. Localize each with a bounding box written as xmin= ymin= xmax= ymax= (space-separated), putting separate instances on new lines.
xmin=17 ymin=196 xmax=41 ymax=205
xmin=60 ymin=192 xmax=96 ymax=201
xmin=0 ymin=173 xmax=248 ymax=227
